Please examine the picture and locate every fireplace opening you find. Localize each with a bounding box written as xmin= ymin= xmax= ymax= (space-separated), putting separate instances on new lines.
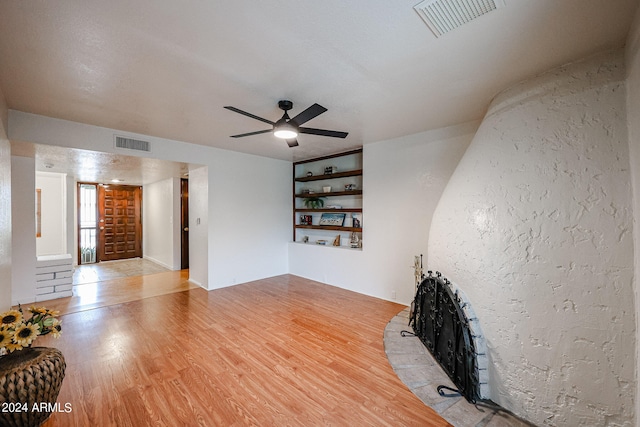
xmin=407 ymin=270 xmax=489 ymax=403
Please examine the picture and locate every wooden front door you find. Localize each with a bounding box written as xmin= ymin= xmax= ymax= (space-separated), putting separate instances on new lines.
xmin=98 ymin=184 xmax=142 ymax=261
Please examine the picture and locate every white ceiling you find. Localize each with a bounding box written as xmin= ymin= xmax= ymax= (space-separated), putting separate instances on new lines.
xmin=10 ymin=140 xmax=193 ymax=186
xmin=0 ymin=0 xmax=638 ymax=172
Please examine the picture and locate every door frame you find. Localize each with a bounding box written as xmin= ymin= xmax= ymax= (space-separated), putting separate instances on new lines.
xmin=180 ymin=178 xmax=189 ymax=270
xmin=77 ymin=182 xmax=99 ymax=265
xmin=77 ymin=183 xmax=143 ymax=264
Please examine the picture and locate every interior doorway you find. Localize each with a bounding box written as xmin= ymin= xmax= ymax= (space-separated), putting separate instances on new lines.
xmin=180 ymin=178 xmax=189 ymax=270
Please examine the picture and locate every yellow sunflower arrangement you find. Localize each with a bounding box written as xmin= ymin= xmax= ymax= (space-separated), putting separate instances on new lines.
xmin=0 ymin=305 xmax=62 ymax=356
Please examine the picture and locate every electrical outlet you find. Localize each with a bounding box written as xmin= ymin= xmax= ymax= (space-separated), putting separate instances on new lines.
xmin=392 ymin=291 xmax=397 ymax=300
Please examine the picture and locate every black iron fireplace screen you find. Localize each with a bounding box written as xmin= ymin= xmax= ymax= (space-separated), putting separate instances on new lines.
xmin=409 ymin=271 xmax=480 ymax=403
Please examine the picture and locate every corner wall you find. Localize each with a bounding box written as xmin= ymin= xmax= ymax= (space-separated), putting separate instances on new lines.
xmin=143 ymin=177 xmax=181 ymax=270
xmin=428 ymin=51 xmax=634 ymax=425
xmin=289 ymin=122 xmax=476 ymax=304
xmin=0 ymin=86 xmax=11 ymax=311
xmin=187 ymin=166 xmax=208 ymax=287
xmin=206 ymin=147 xmax=291 ymax=289
xmin=35 ymin=171 xmax=68 ymax=256
xmin=11 ymin=155 xmax=36 ymax=305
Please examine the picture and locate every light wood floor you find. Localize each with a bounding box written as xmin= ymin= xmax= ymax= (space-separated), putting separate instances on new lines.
xmin=37 ymin=273 xmax=450 ymax=426
xmin=43 ymin=268 xmax=197 ymax=315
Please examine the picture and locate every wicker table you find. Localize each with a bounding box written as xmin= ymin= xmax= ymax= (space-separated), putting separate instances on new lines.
xmin=0 ymin=347 xmax=66 ymax=427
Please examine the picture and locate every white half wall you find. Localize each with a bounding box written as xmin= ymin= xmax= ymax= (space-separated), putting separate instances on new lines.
xmin=428 ymin=50 xmax=634 ymax=425
xmin=289 ymin=122 xmax=476 ymax=304
xmin=143 ymin=177 xmax=181 ymax=270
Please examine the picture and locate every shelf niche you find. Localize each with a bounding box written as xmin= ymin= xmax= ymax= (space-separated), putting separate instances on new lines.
xmin=293 ymin=148 xmax=363 ymax=250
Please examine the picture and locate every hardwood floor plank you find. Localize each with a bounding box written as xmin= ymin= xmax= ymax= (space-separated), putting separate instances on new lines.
xmin=36 ymin=273 xmax=450 ymax=426
xmin=40 ymin=269 xmax=197 ymax=315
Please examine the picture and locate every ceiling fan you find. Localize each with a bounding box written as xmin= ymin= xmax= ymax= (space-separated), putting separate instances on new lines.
xmin=224 ymin=100 xmax=348 ymax=147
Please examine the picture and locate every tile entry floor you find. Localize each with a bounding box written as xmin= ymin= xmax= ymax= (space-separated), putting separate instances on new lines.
xmin=73 ymin=257 xmax=171 ymax=285
xmin=384 ymin=308 xmax=535 ymax=427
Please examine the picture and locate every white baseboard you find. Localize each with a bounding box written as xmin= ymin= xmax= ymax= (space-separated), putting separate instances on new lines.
xmin=188 ymin=278 xmax=205 ymax=289
xmin=143 ymin=255 xmax=179 ymax=271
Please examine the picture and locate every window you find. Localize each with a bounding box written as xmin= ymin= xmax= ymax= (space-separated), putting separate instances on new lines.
xmin=78 ymin=183 xmax=97 ymax=264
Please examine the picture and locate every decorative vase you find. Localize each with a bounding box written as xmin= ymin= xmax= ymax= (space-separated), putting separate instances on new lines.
xmin=0 ymin=347 xmax=66 ymax=427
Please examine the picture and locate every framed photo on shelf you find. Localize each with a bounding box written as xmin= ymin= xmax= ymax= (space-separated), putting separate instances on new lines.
xmin=351 ymin=213 xmax=362 ymax=228
xmin=300 ymin=215 xmax=312 ymax=225
xmin=324 ymin=166 xmax=337 ymax=175
xmin=319 ymin=212 xmax=346 ymax=226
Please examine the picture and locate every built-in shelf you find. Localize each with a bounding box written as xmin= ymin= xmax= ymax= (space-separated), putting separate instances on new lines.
xmin=295 ymin=225 xmax=362 ymax=232
xmin=291 ymin=241 xmax=363 ymax=251
xmin=295 ymin=190 xmax=362 ymax=198
xmin=294 ymin=208 xmax=362 ymax=213
xmin=293 ymin=148 xmax=363 ymax=248
xmin=295 ymin=169 xmax=363 ymax=182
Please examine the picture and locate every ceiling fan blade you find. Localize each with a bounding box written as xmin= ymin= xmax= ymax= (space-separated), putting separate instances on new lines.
xmin=286 ymin=139 xmax=299 ymax=148
xmin=299 ymin=127 xmax=348 ymax=139
xmin=224 ymin=106 xmax=275 ymax=125
xmin=230 ymin=129 xmax=272 ymax=138
xmin=290 ymin=103 xmax=327 ymax=126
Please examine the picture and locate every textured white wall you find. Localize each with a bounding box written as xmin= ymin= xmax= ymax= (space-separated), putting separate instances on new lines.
xmin=625 ymin=7 xmax=640 ymax=426
xmin=429 ymin=51 xmax=634 ymax=425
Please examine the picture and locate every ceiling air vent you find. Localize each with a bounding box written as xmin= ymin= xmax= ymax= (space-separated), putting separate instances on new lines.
xmin=414 ymin=0 xmax=505 ymax=37
xmin=114 ymin=136 xmax=151 ymax=152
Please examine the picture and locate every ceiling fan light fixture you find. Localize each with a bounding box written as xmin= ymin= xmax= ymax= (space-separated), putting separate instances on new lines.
xmin=273 ymin=121 xmax=298 ymax=139
xmin=224 ymin=100 xmax=347 ymax=147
